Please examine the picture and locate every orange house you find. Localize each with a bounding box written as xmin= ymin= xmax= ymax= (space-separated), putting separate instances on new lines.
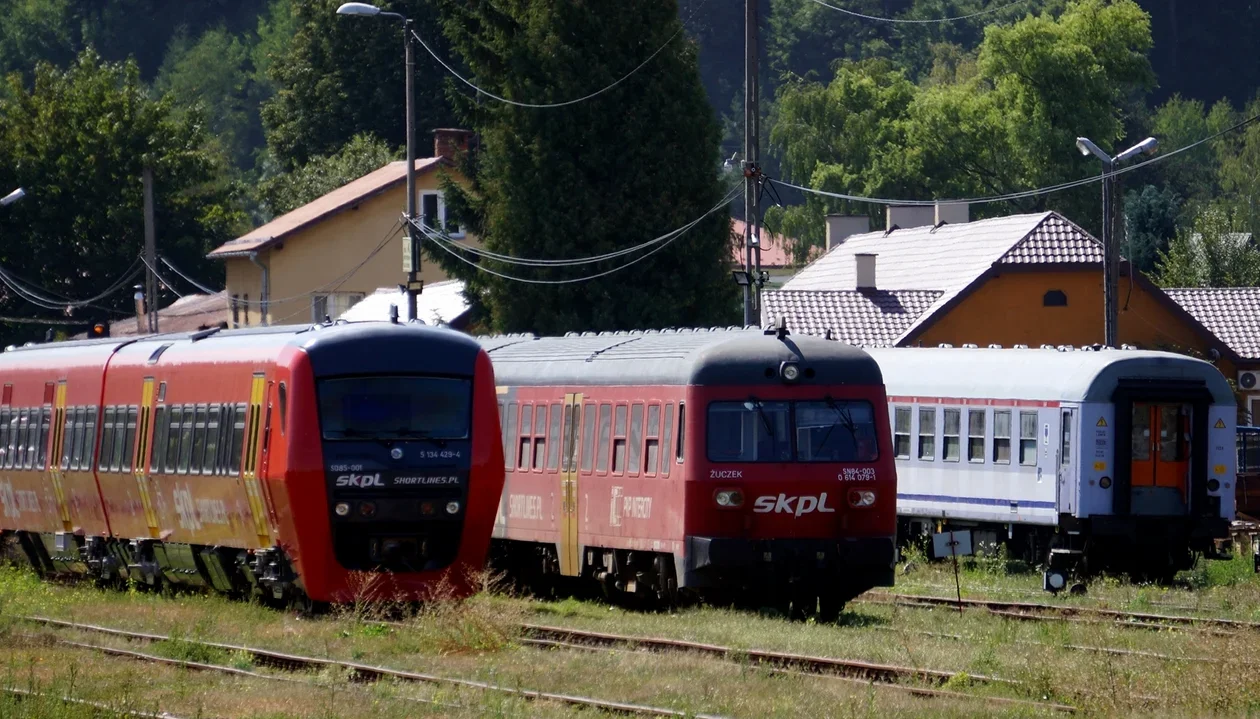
xmin=763 ymin=206 xmax=1241 ymax=380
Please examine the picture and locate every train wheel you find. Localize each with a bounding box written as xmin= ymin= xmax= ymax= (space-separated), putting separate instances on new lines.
xmin=817 ymin=593 xmax=843 ymax=624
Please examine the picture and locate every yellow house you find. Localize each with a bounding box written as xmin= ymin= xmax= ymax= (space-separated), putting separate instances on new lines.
xmin=763 ymin=206 xmax=1242 ymax=378
xmin=208 ymin=129 xmax=477 ymax=327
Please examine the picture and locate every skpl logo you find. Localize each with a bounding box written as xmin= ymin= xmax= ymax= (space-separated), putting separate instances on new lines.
xmin=752 ymin=493 xmax=837 ymax=517
xmin=336 ymin=473 xmax=385 ymax=488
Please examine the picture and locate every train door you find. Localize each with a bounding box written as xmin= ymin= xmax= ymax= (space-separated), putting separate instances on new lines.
xmin=1057 ymin=409 xmax=1076 ymax=515
xmin=1130 ymin=403 xmax=1190 ymax=508
xmin=558 ymin=393 xmax=583 ymax=576
xmin=47 ymin=381 xmax=71 ymax=531
xmin=133 ymin=378 xmax=160 ymax=538
xmin=242 ymin=373 xmax=272 ymax=548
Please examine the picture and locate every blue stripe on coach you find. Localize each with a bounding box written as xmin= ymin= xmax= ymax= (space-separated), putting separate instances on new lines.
xmin=899 ymin=493 xmax=1056 ymax=510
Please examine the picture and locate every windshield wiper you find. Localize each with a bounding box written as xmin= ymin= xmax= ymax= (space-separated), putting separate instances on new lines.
xmin=388 ymin=428 xmax=450 ymax=446
xmin=745 ymin=397 xmax=776 ymax=440
xmin=812 ymin=396 xmax=855 ymax=457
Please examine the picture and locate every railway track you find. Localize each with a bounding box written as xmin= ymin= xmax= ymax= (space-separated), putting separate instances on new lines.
xmin=19 ymin=616 xmax=729 ymax=719
xmin=866 ymin=592 xmax=1260 ymax=632
xmin=3 ymin=686 xmax=186 ymax=719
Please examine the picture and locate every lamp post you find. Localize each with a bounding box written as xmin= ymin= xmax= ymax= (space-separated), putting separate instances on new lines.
xmin=1 ymin=188 xmax=25 ymax=207
xmin=1074 ymin=136 xmax=1157 ymax=347
xmin=337 ymin=2 xmax=421 ymax=322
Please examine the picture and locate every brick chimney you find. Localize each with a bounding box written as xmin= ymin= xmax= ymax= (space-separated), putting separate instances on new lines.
xmin=434 ymin=128 xmax=474 ymax=161
xmin=825 ymin=215 xmax=871 ymax=251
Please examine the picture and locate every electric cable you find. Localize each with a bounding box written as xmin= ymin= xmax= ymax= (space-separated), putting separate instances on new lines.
xmin=159 ymin=256 xmax=222 ymax=296
xmin=0 ymin=262 xmax=142 ymax=312
xmin=803 ymin=0 xmax=1032 ymax=24
xmin=138 ymin=255 xmax=185 ymax=299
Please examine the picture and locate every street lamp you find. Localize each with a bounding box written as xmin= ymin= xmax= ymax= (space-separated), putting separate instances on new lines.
xmin=1074 ymin=136 xmax=1158 ymax=348
xmin=1 ymin=188 xmax=25 ymax=207
xmin=336 ymin=2 xmax=420 ymax=322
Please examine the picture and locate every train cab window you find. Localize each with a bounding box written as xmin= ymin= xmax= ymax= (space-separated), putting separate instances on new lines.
xmin=204 ymin=406 xmax=222 ymax=475
xmin=707 ymin=400 xmax=790 ymax=463
xmin=661 ymin=404 xmax=674 ymax=478
xmin=546 ymin=403 xmax=562 ymax=471
xmin=517 ymin=405 xmax=533 ymax=470
xmin=796 ymin=400 xmax=878 ymax=462
xmin=532 ymin=405 xmax=547 ymax=470
xmin=165 ymin=406 xmax=183 ymax=474
xmin=943 ymin=409 xmax=961 ymax=462
xmin=99 ymin=407 xmax=116 ymax=472
xmin=229 ymin=403 xmax=247 ymax=475
xmin=151 ymin=406 xmax=168 ymax=474
xmin=612 ymin=405 xmax=629 ymax=474
xmin=893 ymin=407 xmax=911 ymax=459
xmin=580 ymin=403 xmax=596 ymax=472
xmin=918 ymin=408 xmax=936 ymax=460
xmin=628 ymin=404 xmax=644 ymax=475
xmin=0 ymin=408 xmax=10 ymax=469
xmin=1019 ymin=411 xmax=1038 ymax=466
xmin=676 ymin=403 xmax=686 ymax=463
xmin=37 ymin=408 xmax=50 ymax=470
xmin=596 ymin=404 xmax=612 ymax=472
xmin=993 ymin=410 xmax=1012 ymax=464
xmin=504 ymin=402 xmax=518 ymax=470
xmin=645 ymin=404 xmax=661 ymax=476
xmin=121 ymin=407 xmax=137 ymax=473
xmin=967 ymin=410 xmax=986 ymax=463
xmin=190 ymin=405 xmax=209 ymax=475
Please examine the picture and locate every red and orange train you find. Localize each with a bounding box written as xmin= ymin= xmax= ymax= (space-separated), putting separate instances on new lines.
xmin=0 ymin=321 xmax=504 ymax=605
xmin=479 ymin=325 xmax=897 ymax=619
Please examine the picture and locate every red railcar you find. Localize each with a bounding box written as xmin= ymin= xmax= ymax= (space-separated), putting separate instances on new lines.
xmin=0 ymin=321 xmax=503 ymax=605
xmin=479 ymin=325 xmax=896 ymax=618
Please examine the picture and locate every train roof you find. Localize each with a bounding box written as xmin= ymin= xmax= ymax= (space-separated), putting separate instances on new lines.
xmin=477 ymin=328 xmax=882 ymax=387
xmin=864 ymin=346 xmax=1235 ymax=404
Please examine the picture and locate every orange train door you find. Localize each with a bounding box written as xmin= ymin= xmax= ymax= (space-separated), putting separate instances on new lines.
xmin=132 ymin=378 xmax=160 ymax=538
xmin=558 ymin=393 xmax=583 ymax=576
xmin=1130 ymin=403 xmax=1191 ymax=495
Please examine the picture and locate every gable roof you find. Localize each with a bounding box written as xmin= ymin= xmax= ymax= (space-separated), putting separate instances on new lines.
xmin=1165 ymin=287 xmax=1260 ymax=361
xmin=208 ymin=158 xmax=445 ymax=259
xmin=762 ymin=289 xmax=944 ymax=343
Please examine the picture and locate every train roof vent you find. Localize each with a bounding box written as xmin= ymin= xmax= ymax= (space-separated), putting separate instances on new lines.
xmin=1121 ymin=343 xmax=1137 ymax=350
xmin=564 ymin=332 xmax=577 ymax=337
xmin=1040 ymin=344 xmax=1055 ymax=350
xmin=147 ymin=343 xmax=174 ymax=365
xmin=962 ymin=343 xmax=978 ymax=349
xmin=987 ymin=344 xmax=1002 ymax=349
xmin=937 ymin=343 xmax=953 ymax=348
xmin=1013 ymin=344 xmax=1029 ymax=349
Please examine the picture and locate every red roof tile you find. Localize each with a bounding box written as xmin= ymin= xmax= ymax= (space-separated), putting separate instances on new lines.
xmin=208 ymin=158 xmax=445 ymax=258
xmin=998 ymin=214 xmax=1103 ymax=264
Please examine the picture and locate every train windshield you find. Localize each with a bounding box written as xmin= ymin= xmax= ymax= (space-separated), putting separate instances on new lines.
xmin=706 ymin=399 xmax=878 ymax=463
xmin=318 ymin=376 xmax=471 ymax=441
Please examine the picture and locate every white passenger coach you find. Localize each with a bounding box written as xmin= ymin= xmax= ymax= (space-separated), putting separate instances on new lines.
xmin=866 ymin=345 xmax=1236 ymax=589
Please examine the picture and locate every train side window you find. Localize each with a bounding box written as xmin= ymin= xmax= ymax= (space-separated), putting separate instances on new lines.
xmin=993 ymin=410 xmax=1012 ymax=464
xmin=661 ymin=404 xmax=674 ymax=478
xmin=229 ymin=403 xmax=247 ymax=476
xmin=178 ymin=405 xmax=196 ymax=474
xmin=1019 ymin=411 xmax=1038 ymax=466
xmin=204 ymin=406 xmax=221 ymax=475
xmin=1060 ymin=410 xmax=1073 ymax=464
xmin=532 ymin=405 xmax=547 ymax=470
xmin=580 ymin=403 xmax=596 ymax=473
xmin=942 ymin=409 xmax=961 ymax=462
xmin=26 ymin=409 xmax=40 ymax=470
xmin=504 ymin=402 xmax=518 ymax=470
xmin=628 ymin=404 xmax=644 ymax=475
xmin=86 ymin=408 xmax=99 ymax=471
xmin=612 ymin=405 xmax=628 ymax=474
xmin=111 ymin=406 xmax=127 ymax=472
xmin=517 ymin=404 xmax=533 ymax=470
xmin=676 ymin=403 xmax=686 ymax=463
xmin=15 ymin=409 xmax=29 ymax=470
xmin=918 ymin=408 xmax=936 ymax=460
xmin=546 ymin=403 xmax=563 ymax=470
xmin=151 ymin=406 xmax=168 ymax=474
xmin=7 ymin=408 xmax=18 ymax=470
xmin=70 ymin=407 xmax=87 ymax=471
xmin=37 ymin=408 xmax=50 ymax=471
xmin=122 ymin=407 xmax=137 ymax=473
xmin=645 ymin=404 xmax=661 ymax=476
xmin=190 ymin=405 xmax=208 ymax=475
xmin=967 ymin=410 xmax=986 ymax=463
xmin=0 ymin=408 xmax=10 ymax=469
xmin=893 ymin=407 xmax=911 ymax=459
xmin=596 ymin=403 xmax=612 ymax=472
xmin=165 ymin=406 xmax=183 ymax=474
xmin=59 ymin=408 xmax=74 ymax=471
xmin=99 ymin=407 xmax=116 ymax=472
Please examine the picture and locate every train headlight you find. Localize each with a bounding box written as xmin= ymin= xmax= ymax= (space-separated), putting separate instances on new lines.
xmin=848 ymin=489 xmax=876 ymax=507
xmin=1208 ymin=478 xmax=1221 ymax=492
xmin=780 ymin=361 xmax=801 ymax=383
xmin=334 ymin=502 xmax=351 ymax=517
xmin=1099 ymin=476 xmax=1112 ymax=489
xmin=445 ymin=501 xmax=461 ymax=515
xmin=714 ymin=489 xmax=744 ymax=508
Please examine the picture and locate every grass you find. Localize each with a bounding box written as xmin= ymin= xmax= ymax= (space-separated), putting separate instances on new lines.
xmin=2 ymin=550 xmax=1260 ymax=717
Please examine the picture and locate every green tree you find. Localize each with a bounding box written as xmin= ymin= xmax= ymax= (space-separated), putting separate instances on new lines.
xmin=156 ymin=28 xmax=259 ymax=169
xmin=262 ymin=0 xmax=454 ymax=170
xmin=0 ymin=49 xmax=244 ymax=342
xmin=427 ymin=0 xmax=737 ymax=334
xmin=258 ymin=133 xmax=397 ymax=216
xmin=1123 ymin=184 xmax=1180 ymax=273
xmin=1156 ymin=204 xmax=1260 ymax=287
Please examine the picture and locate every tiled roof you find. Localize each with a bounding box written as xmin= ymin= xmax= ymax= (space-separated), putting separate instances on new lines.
xmin=998 ymin=214 xmax=1102 ymax=264
xmin=208 ymin=158 xmax=445 ymax=258
xmin=729 ymin=219 xmax=820 ymax=268
xmin=1165 ymin=287 xmax=1260 ymax=360
xmin=762 ymin=289 xmax=944 ymax=343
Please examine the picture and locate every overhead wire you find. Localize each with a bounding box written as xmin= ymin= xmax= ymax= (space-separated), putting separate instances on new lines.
xmin=803 ymin=0 xmax=1033 ymax=24
xmin=412 ymin=185 xmax=741 ymax=285
xmin=159 ymin=256 xmax=222 ymax=296
xmin=138 ymin=255 xmax=185 ymax=299
xmin=0 ymin=260 xmax=142 ymax=312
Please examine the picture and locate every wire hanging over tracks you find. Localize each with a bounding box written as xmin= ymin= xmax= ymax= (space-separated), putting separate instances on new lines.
xmin=803 ymin=0 xmax=1032 ymax=24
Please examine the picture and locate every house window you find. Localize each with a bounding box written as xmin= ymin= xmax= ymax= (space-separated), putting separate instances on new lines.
xmin=312 ymin=294 xmax=330 ymax=323
xmin=231 ymin=295 xmax=240 ymax=327
xmin=968 ymin=410 xmax=986 ymax=463
xmin=1019 ymin=411 xmax=1038 ymax=466
xmin=893 ymin=407 xmax=911 ymax=459
xmin=419 ymin=191 xmax=464 ymax=238
xmin=993 ymin=410 xmax=1012 ymax=464
xmin=312 ymin=293 xmax=366 ymax=322
xmin=1043 ymin=290 xmax=1067 ymax=307
xmin=918 ymin=408 xmax=936 ymax=460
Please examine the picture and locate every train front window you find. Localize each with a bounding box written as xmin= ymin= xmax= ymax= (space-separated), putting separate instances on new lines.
xmin=319 ymin=376 xmax=471 ymax=440
xmin=796 ymin=400 xmax=878 ymax=462
xmin=707 ymin=400 xmax=791 ymax=462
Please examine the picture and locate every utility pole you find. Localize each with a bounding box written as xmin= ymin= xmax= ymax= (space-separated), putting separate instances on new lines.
xmin=403 ymin=17 xmax=421 ymax=322
xmin=742 ymin=0 xmax=760 ymax=327
xmin=143 ymin=167 xmax=158 ymax=334
xmin=1103 ymin=163 xmax=1120 ymax=348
